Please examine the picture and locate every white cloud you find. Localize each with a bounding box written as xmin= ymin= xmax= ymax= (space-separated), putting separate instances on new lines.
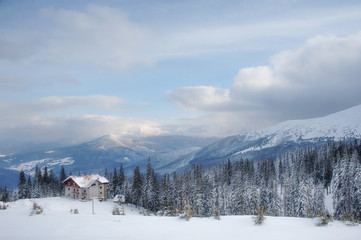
xmin=168 ymin=32 xmax=361 ymax=133
xmin=0 ymin=95 xmax=123 ymax=121
xmin=0 ymin=114 xmax=165 ymax=153
xmin=168 ymin=86 xmax=230 ymax=111
xmin=34 ymin=95 xmax=123 ymax=111
xmin=3 ymin=3 xmax=361 ymax=74
xmin=38 ymin=5 xmax=155 ymax=72
xmin=0 ymin=95 xmax=165 ymax=153
xmin=232 ymin=66 xmax=280 ymax=91
xmin=0 ymin=5 xmax=155 ymax=73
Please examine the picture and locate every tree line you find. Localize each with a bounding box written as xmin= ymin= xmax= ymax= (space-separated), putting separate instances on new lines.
xmin=106 ymin=140 xmax=361 ymax=221
xmin=1 ymin=165 xmax=67 ymax=202
xmin=3 ymin=140 xmax=361 ymax=221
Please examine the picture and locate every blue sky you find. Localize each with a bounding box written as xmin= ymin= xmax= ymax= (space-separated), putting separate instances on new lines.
xmin=1 ymin=0 xmax=361 ymax=152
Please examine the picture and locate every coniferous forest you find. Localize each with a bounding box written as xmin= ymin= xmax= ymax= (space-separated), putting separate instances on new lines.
xmin=2 ymin=140 xmax=361 ymax=222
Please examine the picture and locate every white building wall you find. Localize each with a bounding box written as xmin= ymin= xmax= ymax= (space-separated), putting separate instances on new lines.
xmin=88 ymin=182 xmax=99 ymax=199
xmin=65 ymin=186 xmax=81 ymax=199
xmin=64 ymin=179 xmax=108 ymax=200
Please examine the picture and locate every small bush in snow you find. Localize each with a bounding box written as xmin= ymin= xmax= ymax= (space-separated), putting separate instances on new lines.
xmin=30 ymin=202 xmax=43 ymax=215
xmin=214 ymin=208 xmax=221 ymax=220
xmin=339 ymin=214 xmax=358 ymax=226
xmin=139 ymin=208 xmax=152 ymax=216
xmin=315 ymin=212 xmax=333 ymax=226
xmin=179 ymin=198 xmax=192 ymax=221
xmin=112 ymin=205 xmax=125 ymax=215
xmin=70 ymin=208 xmax=79 ymax=214
xmin=342 ymin=216 xmax=359 ymax=226
xmin=112 ymin=206 xmax=120 ymax=215
xmin=0 ymin=202 xmax=8 ymax=210
xmin=253 ymin=205 xmax=266 ymax=225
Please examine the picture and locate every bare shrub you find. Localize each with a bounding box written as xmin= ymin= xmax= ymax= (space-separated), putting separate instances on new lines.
xmin=315 ymin=211 xmax=333 ymax=226
xmin=112 ymin=205 xmax=121 ymax=215
xmin=253 ymin=205 xmax=266 ymax=225
xmin=70 ymin=208 xmax=79 ymax=214
xmin=179 ymin=198 xmax=192 ymax=221
xmin=0 ymin=202 xmax=8 ymax=210
xmin=112 ymin=205 xmax=125 ymax=215
xmin=30 ymin=202 xmax=43 ymax=215
xmin=214 ymin=208 xmax=221 ymax=220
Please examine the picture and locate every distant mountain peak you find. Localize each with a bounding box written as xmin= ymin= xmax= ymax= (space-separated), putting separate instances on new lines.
xmin=91 ymin=134 xmax=140 ymax=149
xmin=187 ymin=104 xmax=361 ymax=166
xmin=244 ymin=104 xmax=361 ymax=145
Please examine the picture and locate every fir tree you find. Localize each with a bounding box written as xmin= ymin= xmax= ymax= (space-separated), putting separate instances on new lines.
xmin=112 ymin=167 xmax=119 ymax=198
xmin=18 ymin=170 xmax=27 ymax=199
xmin=143 ymin=157 xmax=159 ymax=212
xmin=131 ymin=166 xmax=143 ymax=207
xmin=59 ymin=165 xmax=67 ymax=194
xmin=25 ymin=176 xmax=32 ymax=199
xmin=119 ymin=164 xmax=125 ymax=194
xmin=1 ymin=187 xmax=10 ymax=202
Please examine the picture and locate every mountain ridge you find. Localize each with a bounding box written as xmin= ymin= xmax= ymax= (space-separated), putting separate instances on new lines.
xmin=1 ymin=104 xmax=361 ymax=187
xmin=185 ymin=104 xmax=361 ymax=167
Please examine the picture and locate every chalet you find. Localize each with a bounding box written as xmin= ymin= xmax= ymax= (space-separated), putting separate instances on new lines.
xmin=62 ymin=174 xmax=109 ymax=201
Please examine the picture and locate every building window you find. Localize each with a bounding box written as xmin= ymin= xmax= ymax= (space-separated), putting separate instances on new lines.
xmin=100 ymin=192 xmax=102 ymax=194
xmin=84 ymin=189 xmax=86 ymax=193
xmin=68 ymin=188 xmax=70 ymax=190
xmin=100 ymin=186 xmax=102 ymax=189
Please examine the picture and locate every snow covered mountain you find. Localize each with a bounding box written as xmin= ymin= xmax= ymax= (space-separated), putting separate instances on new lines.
xmin=185 ymin=104 xmax=361 ymax=167
xmin=0 ymin=135 xmax=217 ymax=186
xmin=2 ymin=104 xmax=361 ymax=187
xmin=244 ymin=104 xmax=361 ymax=145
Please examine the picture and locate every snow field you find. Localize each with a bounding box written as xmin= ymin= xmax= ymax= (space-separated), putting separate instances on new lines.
xmin=0 ymin=197 xmax=360 ymax=240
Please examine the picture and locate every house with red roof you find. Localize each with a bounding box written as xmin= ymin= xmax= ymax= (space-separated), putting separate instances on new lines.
xmin=62 ymin=174 xmax=109 ymax=201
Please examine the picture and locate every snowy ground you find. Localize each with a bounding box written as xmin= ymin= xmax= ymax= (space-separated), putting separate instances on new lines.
xmin=1 ymin=197 xmax=360 ymax=240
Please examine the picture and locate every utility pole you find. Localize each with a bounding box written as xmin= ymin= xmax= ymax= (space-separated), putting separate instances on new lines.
xmin=92 ymin=191 xmax=95 ymax=214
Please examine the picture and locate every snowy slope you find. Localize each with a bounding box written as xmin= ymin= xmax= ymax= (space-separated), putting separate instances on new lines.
xmin=1 ymin=197 xmax=360 ymax=240
xmin=244 ymin=104 xmax=361 ymax=147
xmin=189 ymin=104 xmax=361 ymax=165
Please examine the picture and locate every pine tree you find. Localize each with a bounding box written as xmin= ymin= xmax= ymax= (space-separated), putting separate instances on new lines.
xmin=131 ymin=166 xmax=143 ymax=207
xmin=314 ymin=183 xmax=326 ymax=216
xmin=143 ymin=157 xmax=159 ymax=212
xmin=49 ymin=169 xmax=59 ymax=197
xmin=297 ymin=180 xmax=313 ymax=218
xmin=59 ymin=165 xmax=67 ymax=195
xmin=225 ymin=159 xmax=232 ymax=185
xmin=332 ymin=154 xmax=354 ymax=220
xmin=42 ymin=166 xmax=50 ymax=197
xmin=1 ymin=186 xmax=9 ymax=202
xmin=350 ymin=151 xmax=361 ymax=221
xmin=119 ymin=164 xmax=125 ymax=194
xmin=112 ymin=167 xmax=119 ymax=198
xmin=25 ymin=176 xmax=32 ymax=199
xmin=18 ymin=170 xmax=27 ymax=199
xmin=32 ymin=165 xmax=42 ymax=198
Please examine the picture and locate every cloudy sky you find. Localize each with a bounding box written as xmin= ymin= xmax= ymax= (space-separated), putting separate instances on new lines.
xmin=1 ymin=0 xmax=361 ymax=153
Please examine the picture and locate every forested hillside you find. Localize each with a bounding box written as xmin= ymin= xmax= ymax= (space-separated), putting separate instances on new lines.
xmin=2 ymin=140 xmax=361 ymax=222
